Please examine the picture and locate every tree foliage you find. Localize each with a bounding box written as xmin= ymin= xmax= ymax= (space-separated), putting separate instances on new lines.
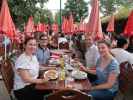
xmin=63 ymin=0 xmax=88 ymax=22
xmin=100 ymin=0 xmax=133 ymax=16
xmin=54 ymin=11 xmax=62 ymax=26
xmin=7 ymin=0 xmax=49 ymax=30
xmin=34 ymin=8 xmax=54 ymax=24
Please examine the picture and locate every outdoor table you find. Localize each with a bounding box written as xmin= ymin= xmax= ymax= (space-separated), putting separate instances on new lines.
xmin=36 ymin=66 xmax=91 ymax=92
xmin=36 ymin=50 xmax=91 ymax=92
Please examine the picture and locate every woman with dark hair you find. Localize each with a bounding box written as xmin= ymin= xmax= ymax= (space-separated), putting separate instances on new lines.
xmin=80 ymin=40 xmax=119 ymax=100
xmin=13 ymin=37 xmax=49 ymax=100
xmin=111 ymin=36 xmax=133 ymax=65
xmin=36 ymin=34 xmax=50 ymax=66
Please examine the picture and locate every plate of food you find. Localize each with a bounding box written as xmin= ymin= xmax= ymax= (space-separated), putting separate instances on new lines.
xmin=44 ymin=70 xmax=58 ymax=80
xmin=71 ymin=70 xmax=87 ymax=80
xmin=65 ymin=64 xmax=74 ymax=71
xmin=49 ymin=59 xmax=60 ymax=65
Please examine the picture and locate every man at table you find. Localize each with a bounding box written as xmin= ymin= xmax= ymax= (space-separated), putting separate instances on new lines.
xmin=85 ymin=35 xmax=100 ymax=68
xmin=36 ymin=34 xmax=50 ymax=66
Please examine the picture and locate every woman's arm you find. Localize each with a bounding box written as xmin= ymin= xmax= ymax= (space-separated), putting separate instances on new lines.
xmin=91 ymin=72 xmax=117 ymax=90
xmin=80 ymin=65 xmax=96 ymax=74
xmin=17 ymin=69 xmax=48 ymax=84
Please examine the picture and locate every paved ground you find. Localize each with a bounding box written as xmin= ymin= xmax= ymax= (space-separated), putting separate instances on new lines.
xmin=0 ymin=80 xmax=10 ymax=100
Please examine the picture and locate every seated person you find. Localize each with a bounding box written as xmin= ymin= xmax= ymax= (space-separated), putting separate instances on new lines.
xmin=58 ymin=34 xmax=68 ymax=44
xmin=127 ymin=35 xmax=133 ymax=53
xmin=36 ymin=34 xmax=50 ymax=66
xmin=111 ymin=36 xmax=133 ymax=65
xmin=80 ymin=40 xmax=119 ymax=100
xmin=48 ymin=33 xmax=58 ymax=49
xmin=85 ymin=35 xmax=100 ymax=68
xmin=58 ymin=34 xmax=69 ymax=49
xmin=13 ymin=37 xmax=49 ymax=100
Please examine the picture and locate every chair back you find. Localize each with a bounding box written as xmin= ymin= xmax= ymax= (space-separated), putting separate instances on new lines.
xmin=0 ymin=59 xmax=14 ymax=94
xmin=47 ymin=89 xmax=92 ymax=100
xmin=119 ymin=61 xmax=133 ymax=93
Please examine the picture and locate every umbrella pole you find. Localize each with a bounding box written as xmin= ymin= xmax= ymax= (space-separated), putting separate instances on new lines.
xmin=58 ymin=40 xmax=59 ymax=50
xmin=69 ymin=35 xmax=72 ymax=49
xmin=4 ymin=35 xmax=7 ymax=61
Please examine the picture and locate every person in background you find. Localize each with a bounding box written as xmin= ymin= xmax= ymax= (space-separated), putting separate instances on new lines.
xmin=58 ymin=33 xmax=68 ymax=44
xmin=36 ymin=34 xmax=50 ymax=66
xmin=80 ymin=40 xmax=119 ymax=100
xmin=49 ymin=32 xmax=58 ymax=49
xmin=127 ymin=35 xmax=133 ymax=53
xmin=85 ymin=35 xmax=100 ymax=68
xmin=111 ymin=36 xmax=133 ymax=65
xmin=13 ymin=37 xmax=49 ymax=100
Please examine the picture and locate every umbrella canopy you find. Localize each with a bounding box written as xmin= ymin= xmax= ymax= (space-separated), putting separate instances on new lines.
xmin=36 ymin=23 xmax=45 ymax=32
xmin=86 ymin=0 xmax=103 ymax=40
xmin=69 ymin=14 xmax=74 ymax=34
xmin=52 ymin=23 xmax=58 ymax=33
xmin=25 ymin=16 xmax=35 ymax=37
xmin=62 ymin=17 xmax=69 ymax=34
xmin=123 ymin=10 xmax=133 ymax=37
xmin=79 ymin=18 xmax=86 ymax=33
xmin=95 ymin=14 xmax=103 ymax=40
xmin=0 ymin=0 xmax=16 ymax=40
xmin=106 ymin=15 xmax=115 ymax=32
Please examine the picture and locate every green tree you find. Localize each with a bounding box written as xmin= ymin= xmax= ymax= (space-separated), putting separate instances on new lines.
xmin=7 ymin=0 xmax=49 ymax=30
xmin=63 ymin=0 xmax=88 ymax=22
xmin=34 ymin=8 xmax=54 ymax=24
xmin=55 ymin=11 xmax=61 ymax=26
xmin=100 ymin=0 xmax=133 ymax=16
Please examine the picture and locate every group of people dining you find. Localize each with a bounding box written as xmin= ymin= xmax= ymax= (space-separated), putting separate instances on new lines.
xmin=12 ymin=31 xmax=133 ymax=100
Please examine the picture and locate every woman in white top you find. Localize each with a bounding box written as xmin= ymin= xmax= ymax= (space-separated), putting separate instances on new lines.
xmin=13 ymin=37 xmax=49 ymax=100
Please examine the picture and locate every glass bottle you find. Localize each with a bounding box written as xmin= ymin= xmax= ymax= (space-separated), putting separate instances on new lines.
xmin=59 ymin=55 xmax=66 ymax=80
xmin=59 ymin=69 xmax=65 ymax=80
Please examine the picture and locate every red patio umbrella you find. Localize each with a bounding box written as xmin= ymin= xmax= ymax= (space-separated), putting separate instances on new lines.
xmin=123 ymin=10 xmax=133 ymax=37
xmin=79 ymin=18 xmax=83 ymax=32
xmin=62 ymin=17 xmax=69 ymax=34
xmin=62 ymin=17 xmax=66 ymax=33
xmin=69 ymin=14 xmax=74 ymax=34
xmin=52 ymin=23 xmax=58 ymax=33
xmin=106 ymin=15 xmax=115 ymax=32
xmin=86 ymin=0 xmax=103 ymax=40
xmin=95 ymin=14 xmax=103 ymax=40
xmin=36 ymin=23 xmax=45 ymax=32
xmin=25 ymin=16 xmax=35 ymax=37
xmin=0 ymin=0 xmax=17 ymax=60
xmin=79 ymin=18 xmax=86 ymax=33
xmin=73 ymin=24 xmax=78 ymax=33
xmin=0 ymin=0 xmax=16 ymax=40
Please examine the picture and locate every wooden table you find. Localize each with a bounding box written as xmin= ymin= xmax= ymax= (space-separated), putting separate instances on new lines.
xmin=36 ymin=67 xmax=91 ymax=92
xmin=36 ymin=79 xmax=91 ymax=92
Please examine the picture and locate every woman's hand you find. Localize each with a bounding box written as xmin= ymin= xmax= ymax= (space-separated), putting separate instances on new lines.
xmin=79 ymin=65 xmax=88 ymax=72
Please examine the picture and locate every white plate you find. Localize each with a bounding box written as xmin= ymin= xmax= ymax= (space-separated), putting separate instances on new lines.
xmin=44 ymin=70 xmax=58 ymax=80
xmin=65 ymin=64 xmax=74 ymax=71
xmin=71 ymin=70 xmax=87 ymax=80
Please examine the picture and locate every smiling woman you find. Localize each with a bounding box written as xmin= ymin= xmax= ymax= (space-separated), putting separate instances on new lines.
xmin=13 ymin=37 xmax=50 ymax=100
xmin=80 ymin=40 xmax=120 ymax=100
